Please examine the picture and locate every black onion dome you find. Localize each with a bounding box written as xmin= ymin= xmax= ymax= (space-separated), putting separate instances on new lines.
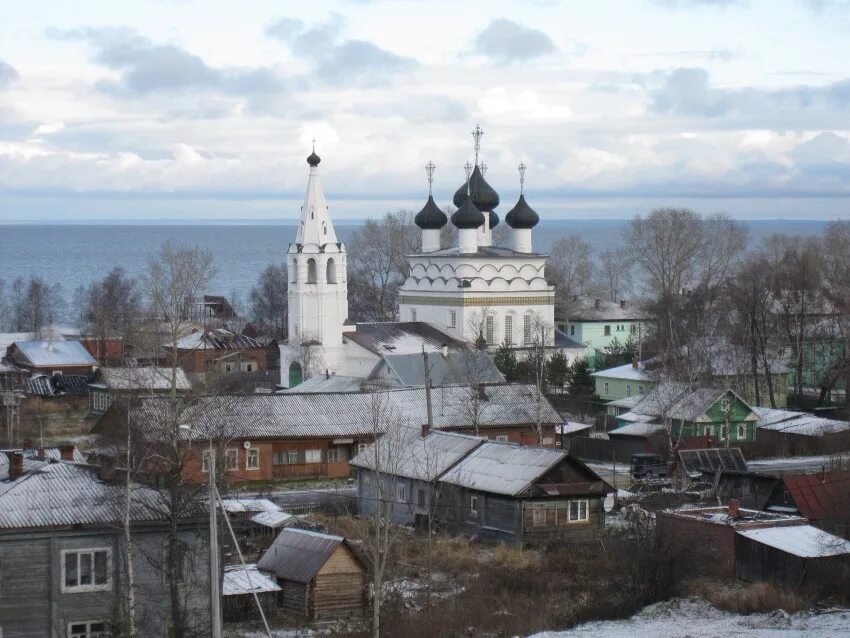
xmin=488 ymin=210 xmax=499 ymax=229
xmin=452 ymin=165 xmax=500 ymax=211
xmin=451 ymin=195 xmax=485 ymax=229
xmin=414 ymin=195 xmax=448 ymax=229
xmin=505 ymin=194 xmax=539 ymax=229
xmin=307 ymin=150 xmax=321 ymax=166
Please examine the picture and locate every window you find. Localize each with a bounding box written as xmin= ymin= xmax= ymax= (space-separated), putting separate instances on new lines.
xmin=288 ymin=450 xmax=299 ymax=464
xmin=532 ymin=504 xmax=546 ymax=527
xmin=224 ymin=362 xmax=234 ymax=373
xmin=327 ymin=447 xmax=341 ymax=463
xmin=626 ymin=384 xmax=632 ymax=397
xmin=92 ymin=392 xmax=111 ymax=413
xmin=417 ymin=489 xmax=426 ymax=507
xmin=737 ymin=424 xmax=746 ymax=439
xmin=568 ymin=499 xmax=588 ymax=522
xmin=410 ymin=308 xmax=417 ymax=321
xmin=449 ymin=310 xmax=456 ymax=328
xmin=604 ymin=382 xmax=609 ymax=395
xmin=523 ymin=314 xmax=533 ymax=345
xmin=246 ymin=448 xmax=260 ymax=470
xmin=305 ymin=449 xmax=322 ymax=464
xmin=307 ymin=258 xmax=317 ymax=284
xmin=469 ymin=495 xmax=478 ymax=516
xmin=704 ymin=426 xmax=713 ymax=437
xmin=225 ymin=449 xmax=238 ymax=471
xmin=638 ymin=385 xmax=644 ymax=394
xmin=504 ymin=315 xmax=513 ymax=344
xmin=201 ymin=450 xmax=211 ymax=473
xmin=495 ymin=435 xmax=508 ymax=442
xmin=62 ymin=549 xmax=110 ymax=592
xmin=53 ymin=370 xmax=63 ymax=377
xmin=630 ymin=324 xmax=637 ymax=334
xmin=358 ymin=443 xmax=368 ymax=455
xmin=68 ymin=621 xmax=108 ymax=638
xmin=396 ymin=482 xmax=407 ymax=502
xmin=570 ymin=325 xmax=575 ymax=336
xmin=604 ymin=325 xmax=611 ymax=336
xmin=326 ymin=258 xmax=337 ymax=284
xmin=291 ymin=259 xmax=298 ymax=284
xmin=244 ymin=363 xmax=254 ymax=373
xmin=485 ymin=315 xmax=495 ymax=344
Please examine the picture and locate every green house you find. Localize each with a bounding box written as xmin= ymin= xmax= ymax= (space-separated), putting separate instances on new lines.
xmin=555 ymin=298 xmax=653 ymax=368
xmin=610 ymin=385 xmax=758 ymax=443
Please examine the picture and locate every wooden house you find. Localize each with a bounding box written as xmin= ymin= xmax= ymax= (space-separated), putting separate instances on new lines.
xmin=257 ymin=528 xmax=367 ymax=619
xmin=88 ymin=365 xmax=192 ymax=414
xmin=5 ymin=340 xmax=97 ymax=376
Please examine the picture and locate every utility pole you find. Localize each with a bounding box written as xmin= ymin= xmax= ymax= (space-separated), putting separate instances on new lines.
xmin=422 ymin=347 xmax=434 ymax=431
xmin=209 ymin=438 xmax=223 ymax=638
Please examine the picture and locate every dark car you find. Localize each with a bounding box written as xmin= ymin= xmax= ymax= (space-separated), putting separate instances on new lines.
xmin=630 ymin=453 xmax=669 ymax=479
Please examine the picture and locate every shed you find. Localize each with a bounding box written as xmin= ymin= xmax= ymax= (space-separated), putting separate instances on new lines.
xmin=251 ymin=510 xmax=298 ymax=537
xmin=736 ymin=525 xmax=850 ymax=588
xmin=257 ymin=529 xmax=367 ymax=618
xmin=222 ymin=564 xmax=282 ymax=622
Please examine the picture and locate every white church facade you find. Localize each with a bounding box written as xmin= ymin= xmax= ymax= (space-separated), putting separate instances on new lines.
xmin=280 ymin=129 xmax=580 ymax=389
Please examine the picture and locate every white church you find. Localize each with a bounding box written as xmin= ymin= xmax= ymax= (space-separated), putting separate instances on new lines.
xmin=279 ymin=129 xmax=579 ymax=389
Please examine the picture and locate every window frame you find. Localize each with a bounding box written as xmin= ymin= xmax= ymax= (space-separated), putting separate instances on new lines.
xmin=737 ymin=424 xmax=746 ymax=439
xmin=327 ymin=447 xmax=341 ymax=463
xmin=224 ymin=448 xmax=238 ymax=471
xmin=626 ymin=384 xmax=632 ymax=397
xmin=410 ymin=308 xmax=417 ymax=322
xmin=201 ymin=449 xmax=211 ymax=473
xmin=532 ymin=503 xmax=546 ymax=527
xmin=523 ymin=314 xmax=533 ymax=345
xmin=67 ymin=620 xmax=109 ymax=638
xmin=287 ymin=450 xmax=299 ymax=464
xmin=504 ymin=314 xmax=513 ymax=344
xmin=568 ymin=499 xmax=589 ymax=523
xmin=448 ymin=310 xmax=457 ymax=328
xmin=396 ymin=482 xmax=407 ymax=503
xmin=468 ymin=495 xmax=478 ymax=517
xmin=245 ymin=448 xmax=260 ymax=470
xmin=604 ymin=325 xmax=611 ymax=336
xmin=485 ymin=314 xmax=495 ymax=344
xmin=61 ymin=548 xmax=111 ymax=593
xmin=305 ymin=449 xmax=322 ymax=464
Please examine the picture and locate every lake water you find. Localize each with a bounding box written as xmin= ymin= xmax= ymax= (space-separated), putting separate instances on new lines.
xmin=0 ymin=219 xmax=831 ymax=306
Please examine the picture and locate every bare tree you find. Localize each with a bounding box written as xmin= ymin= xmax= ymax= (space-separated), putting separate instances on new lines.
xmin=548 ymin=234 xmax=594 ymax=317
xmin=820 ymin=221 xmax=850 ymax=408
xmin=596 ymin=247 xmax=633 ymax=302
xmin=249 ymin=263 xmax=288 ymax=339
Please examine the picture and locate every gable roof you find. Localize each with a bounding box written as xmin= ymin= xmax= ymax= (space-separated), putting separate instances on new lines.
xmin=753 ymin=407 xmax=850 ymax=437
xmin=96 ymin=366 xmax=192 ymax=391
xmin=281 ymin=374 xmax=365 ymax=394
xmin=678 ymin=448 xmax=748 ymax=476
xmin=174 ymin=329 xmax=263 ymax=350
xmin=737 ymin=524 xmax=850 ymax=558
xmin=783 ymin=470 xmax=850 ymax=521
xmin=370 ymin=350 xmax=504 ymax=387
xmin=344 ymin=322 xmax=465 ymax=356
xmin=257 ymin=528 xmax=363 ymax=583
xmin=438 ymin=441 xmax=567 ymax=496
xmin=350 ymin=426 xmax=484 ymax=481
xmin=26 ymin=374 xmax=90 ymax=396
xmin=591 ymin=363 xmax=651 ymax=382
xmin=223 ymin=564 xmax=281 ymax=596
xmin=626 ymin=383 xmax=754 ymax=424
xmin=10 ymin=340 xmax=97 ymax=368
xmin=608 ymin=421 xmax=665 ymax=438
xmin=563 ymin=297 xmax=651 ymax=322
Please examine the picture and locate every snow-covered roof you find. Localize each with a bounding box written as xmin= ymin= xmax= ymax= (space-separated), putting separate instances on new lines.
xmin=344 ymin=321 xmax=465 ymax=356
xmin=591 ymin=363 xmax=651 ymax=382
xmin=173 ymin=329 xmax=263 ymax=351
xmin=556 ymin=422 xmax=592 ymax=435
xmin=737 ymin=524 xmax=850 ymax=558
xmin=281 ymin=374 xmax=364 ymax=393
xmin=251 ymin=510 xmax=296 ymax=528
xmin=608 ymin=422 xmax=665 ymax=437
xmin=0 ymin=326 xmax=78 ymax=351
xmin=371 ymin=351 xmax=504 ymax=387
xmin=752 ymin=406 xmax=850 ymax=437
xmin=222 ymin=564 xmax=281 ymax=596
xmin=439 ymin=440 xmax=566 ymax=496
xmin=98 ymin=366 xmax=191 ymax=391
xmin=606 ymin=395 xmax=645 ymax=409
xmin=10 ymin=340 xmax=96 ymax=368
xmin=563 ymin=297 xmax=651 ymax=322
xmin=221 ymin=498 xmax=282 ymax=514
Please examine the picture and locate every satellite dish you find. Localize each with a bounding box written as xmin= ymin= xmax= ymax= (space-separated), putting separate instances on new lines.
xmin=603 ymin=494 xmax=615 ymax=513
xmin=243 ymin=441 xmax=251 ymax=450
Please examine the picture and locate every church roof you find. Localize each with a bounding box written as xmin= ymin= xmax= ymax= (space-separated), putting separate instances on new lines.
xmin=451 ymin=196 xmax=485 ymax=229
xmin=344 ymin=322 xmax=466 ymax=356
xmin=295 ymin=147 xmax=338 ymax=246
xmin=452 ymin=164 xmax=500 ymax=212
xmin=409 ymin=245 xmax=546 ymax=259
xmin=414 ymin=195 xmax=448 ymax=230
xmin=505 ymin=194 xmax=539 ymax=229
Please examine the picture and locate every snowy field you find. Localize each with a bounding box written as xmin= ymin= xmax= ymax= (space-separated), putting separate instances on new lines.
xmin=529 ymin=598 xmax=850 ymax=638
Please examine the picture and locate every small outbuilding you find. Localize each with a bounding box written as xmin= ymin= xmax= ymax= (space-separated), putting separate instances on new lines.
xmin=222 ymin=564 xmax=282 ymax=622
xmin=257 ymin=528 xmax=367 ymax=619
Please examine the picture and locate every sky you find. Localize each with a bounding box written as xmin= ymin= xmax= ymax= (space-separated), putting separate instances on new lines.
xmin=1 ymin=0 xmax=849 ymax=222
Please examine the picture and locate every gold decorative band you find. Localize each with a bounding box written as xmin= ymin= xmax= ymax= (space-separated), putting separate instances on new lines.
xmin=399 ymin=295 xmax=554 ymax=307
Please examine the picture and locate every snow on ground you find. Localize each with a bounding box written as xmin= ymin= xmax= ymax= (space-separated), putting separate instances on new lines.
xmin=528 ymin=598 xmax=850 ymax=638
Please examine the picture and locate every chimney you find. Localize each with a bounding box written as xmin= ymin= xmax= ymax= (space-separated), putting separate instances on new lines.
xmin=632 ymin=356 xmax=639 ymax=370
xmin=594 ymin=299 xmax=600 ymax=310
xmin=421 ymin=423 xmax=430 ymax=437
xmin=36 ymin=448 xmax=46 ymax=461
xmin=728 ymin=499 xmax=741 ymax=519
xmin=7 ymin=452 xmax=23 ymax=480
xmin=59 ymin=445 xmax=75 ymax=462
xmin=619 ymin=299 xmax=626 ymax=309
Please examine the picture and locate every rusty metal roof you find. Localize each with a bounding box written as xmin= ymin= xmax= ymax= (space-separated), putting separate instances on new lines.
xmin=258 ymin=528 xmax=362 ymax=583
xmin=783 ymin=470 xmax=850 ymax=521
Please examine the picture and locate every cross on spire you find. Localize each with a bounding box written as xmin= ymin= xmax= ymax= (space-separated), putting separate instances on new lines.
xmin=425 ymin=161 xmax=436 ymax=195
xmin=463 ymin=161 xmax=473 ymax=196
xmin=472 ymin=123 xmax=483 ymax=165
xmin=479 ymin=161 xmax=488 ymax=177
xmin=312 ymin=138 xmax=316 ymax=153
xmin=518 ymin=161 xmax=527 ymax=194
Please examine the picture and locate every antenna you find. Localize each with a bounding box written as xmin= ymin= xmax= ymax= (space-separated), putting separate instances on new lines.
xmin=518 ymin=161 xmax=527 ymax=194
xmin=472 ymin=124 xmax=483 ymax=166
xmin=425 ymin=161 xmax=436 ymax=196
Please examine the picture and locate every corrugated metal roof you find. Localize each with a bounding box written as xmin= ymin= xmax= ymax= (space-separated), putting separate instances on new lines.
xmin=679 ymin=448 xmax=747 ymax=476
xmin=257 ymin=528 xmax=352 ymax=583
xmin=281 ymin=374 xmax=364 ymax=394
xmin=251 ymin=510 xmax=296 ymax=528
xmin=556 ymin=422 xmax=592 ymax=435
xmin=753 ymin=407 xmax=850 ymax=437
xmin=27 ymin=374 xmax=91 ymax=396
xmin=439 ymin=441 xmax=566 ymax=496
xmin=0 ymin=459 xmax=173 ymax=529
xmin=608 ymin=422 xmax=665 ymax=437
xmin=132 ymin=384 xmax=561 ymax=441
xmin=350 ymin=425 xmax=483 ymax=481
xmin=221 ymin=498 xmax=282 ymax=514
xmin=344 ymin=322 xmax=465 ymax=356
xmin=223 ymin=564 xmax=281 ymax=596
xmin=591 ymin=363 xmax=651 ymax=382
xmin=373 ymin=351 xmax=504 ymax=387
xmin=11 ymin=340 xmax=96 ymax=367
xmin=174 ymin=329 xmax=263 ymax=351
xmin=99 ymin=366 xmax=191 ymax=391
xmin=737 ymin=524 xmax=850 ymax=558
xmin=783 ymin=471 xmax=850 ymax=521
xmin=564 ymin=297 xmax=650 ymax=322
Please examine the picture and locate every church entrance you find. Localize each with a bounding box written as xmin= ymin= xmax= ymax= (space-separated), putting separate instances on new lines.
xmin=288 ymin=362 xmax=303 ymax=388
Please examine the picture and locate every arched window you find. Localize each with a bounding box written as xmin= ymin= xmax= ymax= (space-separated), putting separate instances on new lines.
xmin=307 ymin=258 xmax=317 ymax=284
xmin=290 ymin=259 xmax=298 ymax=284
xmin=288 ymin=362 xmax=303 ymax=388
xmin=322 ymin=222 xmax=327 ymax=236
xmin=326 ymin=258 xmax=337 ymax=284
xmin=504 ymin=314 xmax=513 ymax=345
xmin=523 ymin=313 xmax=533 ymax=345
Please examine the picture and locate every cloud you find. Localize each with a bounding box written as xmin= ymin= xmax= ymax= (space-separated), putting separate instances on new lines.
xmin=266 ymin=14 xmax=415 ymax=85
xmin=473 ymin=18 xmax=557 ymax=63
xmin=48 ymin=27 xmax=283 ymax=95
xmin=0 ymin=59 xmax=19 ymax=88
xmin=652 ymin=0 xmax=741 ymax=8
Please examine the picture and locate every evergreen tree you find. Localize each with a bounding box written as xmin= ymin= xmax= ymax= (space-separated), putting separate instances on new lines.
xmin=568 ymin=357 xmax=595 ymax=396
xmin=547 ymin=350 xmax=569 ymax=391
xmin=493 ymin=342 xmax=519 ymax=381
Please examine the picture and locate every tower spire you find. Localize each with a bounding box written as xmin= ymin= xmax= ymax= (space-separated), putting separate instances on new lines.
xmin=472 ymin=123 xmax=483 ymax=166
xmin=518 ymin=161 xmax=527 ymax=194
xmin=425 ymin=161 xmax=436 ymax=196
